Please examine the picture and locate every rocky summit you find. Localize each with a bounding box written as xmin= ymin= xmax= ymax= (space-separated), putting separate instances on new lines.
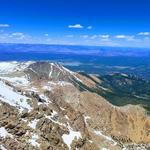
xmin=0 ymin=61 xmax=149 ymax=150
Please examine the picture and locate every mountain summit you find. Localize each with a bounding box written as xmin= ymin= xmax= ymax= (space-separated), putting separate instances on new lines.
xmin=0 ymin=62 xmax=149 ymax=150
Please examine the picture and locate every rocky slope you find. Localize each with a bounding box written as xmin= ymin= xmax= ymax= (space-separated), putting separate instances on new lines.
xmin=0 ymin=61 xmax=149 ymax=150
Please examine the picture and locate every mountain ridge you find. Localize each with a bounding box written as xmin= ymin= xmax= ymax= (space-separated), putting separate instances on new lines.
xmin=0 ymin=62 xmax=149 ymax=150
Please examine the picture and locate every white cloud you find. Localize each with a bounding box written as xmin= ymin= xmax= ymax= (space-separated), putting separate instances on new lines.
xmin=80 ymin=35 xmax=89 ymax=38
xmin=114 ymin=35 xmax=135 ymax=41
xmin=90 ymin=34 xmax=110 ymax=40
xmin=0 ymin=33 xmax=8 ymax=40
xmin=138 ymin=32 xmax=150 ymax=36
xmin=66 ymin=35 xmax=74 ymax=38
xmin=98 ymin=40 xmax=120 ymax=46
xmin=45 ymin=38 xmax=52 ymax=42
xmin=115 ymin=35 xmax=127 ymax=38
xmin=99 ymin=34 xmax=110 ymax=38
xmin=0 ymin=30 xmax=4 ymax=33
xmin=126 ymin=36 xmax=135 ymax=41
xmin=90 ymin=35 xmax=98 ymax=39
xmin=0 ymin=24 xmax=10 ymax=27
xmin=101 ymin=38 xmax=110 ymax=42
xmin=68 ymin=24 xmax=83 ymax=29
xmin=0 ymin=30 xmax=149 ymax=47
xmin=9 ymin=32 xmax=26 ymax=40
xmin=87 ymin=26 xmax=92 ymax=29
xmin=0 ymin=32 xmax=33 ymax=43
xmin=44 ymin=34 xmax=49 ymax=36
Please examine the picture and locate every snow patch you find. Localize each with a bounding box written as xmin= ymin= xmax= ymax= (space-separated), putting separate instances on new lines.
xmin=0 ymin=61 xmax=33 ymax=74
xmin=0 ymin=62 xmax=19 ymax=73
xmin=0 ymin=127 xmax=13 ymax=138
xmin=22 ymin=119 xmax=28 ymax=122
xmin=62 ymin=65 xmax=74 ymax=74
xmin=62 ymin=125 xmax=82 ymax=150
xmin=38 ymin=94 xmax=50 ymax=105
xmin=65 ymin=115 xmax=69 ymax=120
xmin=94 ymin=130 xmax=117 ymax=146
xmin=51 ymin=110 xmax=58 ymax=118
xmin=58 ymin=81 xmax=72 ymax=86
xmin=88 ymin=140 xmax=93 ymax=143
xmin=60 ymin=107 xmax=65 ymax=111
xmin=98 ymin=86 xmax=109 ymax=91
xmin=84 ymin=116 xmax=91 ymax=125
xmin=101 ymin=148 xmax=108 ymax=150
xmin=28 ymin=134 xmax=40 ymax=147
xmin=49 ymin=63 xmax=54 ymax=77
xmin=0 ymin=80 xmax=32 ymax=112
xmin=43 ymin=85 xmax=52 ymax=91
xmin=0 ymin=145 xmax=7 ymax=150
xmin=45 ymin=111 xmax=67 ymax=127
xmin=28 ymin=119 xmax=39 ymax=129
xmin=0 ymin=76 xmax=29 ymax=85
xmin=47 ymin=81 xmax=71 ymax=87
xmin=121 ymin=73 xmax=128 ymax=77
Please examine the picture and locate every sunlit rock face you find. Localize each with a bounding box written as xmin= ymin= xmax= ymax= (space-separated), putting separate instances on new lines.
xmin=0 ymin=61 xmax=149 ymax=150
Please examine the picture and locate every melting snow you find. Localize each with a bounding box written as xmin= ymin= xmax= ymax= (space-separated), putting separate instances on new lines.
xmin=0 ymin=127 xmax=13 ymax=138
xmin=62 ymin=125 xmax=82 ymax=150
xmin=0 ymin=80 xmax=32 ymax=112
xmin=28 ymin=134 xmax=40 ymax=147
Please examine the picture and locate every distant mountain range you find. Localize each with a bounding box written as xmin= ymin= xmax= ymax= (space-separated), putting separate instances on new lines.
xmin=0 ymin=43 xmax=150 ymax=57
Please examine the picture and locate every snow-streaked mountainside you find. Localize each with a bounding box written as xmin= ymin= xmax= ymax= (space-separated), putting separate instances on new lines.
xmin=0 ymin=61 xmax=150 ymax=150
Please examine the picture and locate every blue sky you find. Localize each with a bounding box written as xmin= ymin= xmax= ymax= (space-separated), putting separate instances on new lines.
xmin=0 ymin=0 xmax=150 ymax=47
